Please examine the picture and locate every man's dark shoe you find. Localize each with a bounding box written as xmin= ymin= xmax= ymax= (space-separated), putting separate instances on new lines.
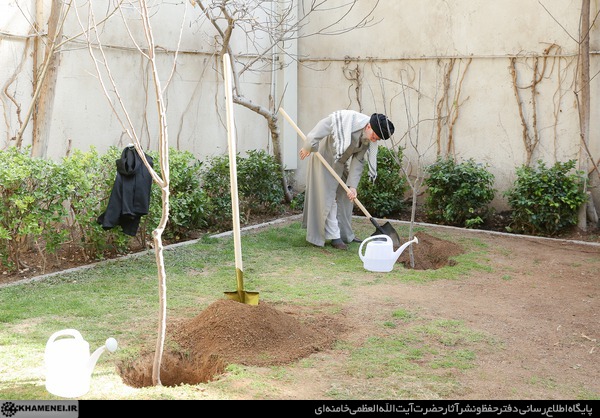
xmin=352 ymin=237 xmax=363 ymax=243
xmin=331 ymin=239 xmax=348 ymax=250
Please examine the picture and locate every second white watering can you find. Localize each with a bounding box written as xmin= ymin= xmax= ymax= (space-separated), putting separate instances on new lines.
xmin=44 ymin=329 xmax=118 ymax=398
xmin=358 ymin=234 xmax=419 ymax=273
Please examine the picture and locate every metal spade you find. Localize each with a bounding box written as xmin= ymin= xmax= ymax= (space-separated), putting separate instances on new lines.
xmin=223 ymin=53 xmax=259 ymax=305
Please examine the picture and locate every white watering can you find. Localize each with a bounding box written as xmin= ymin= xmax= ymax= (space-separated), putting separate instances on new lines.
xmin=44 ymin=329 xmax=118 ymax=398
xmin=358 ymin=234 xmax=419 ymax=273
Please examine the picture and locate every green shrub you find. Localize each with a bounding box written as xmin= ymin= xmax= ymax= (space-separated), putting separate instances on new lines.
xmin=0 ymin=147 xmax=70 ymax=270
xmin=290 ymin=190 xmax=304 ymax=211
xmin=201 ymin=150 xmax=285 ymax=231
xmin=424 ymin=157 xmax=496 ymax=228
xmin=145 ymin=148 xmax=207 ymax=241
xmin=238 ymin=149 xmax=285 ymax=216
xmin=356 ymin=146 xmax=408 ymax=218
xmin=63 ymin=147 xmax=131 ymax=260
xmin=200 ymin=154 xmax=235 ymax=231
xmin=504 ymin=160 xmax=587 ymax=236
xmin=0 ymin=145 xmax=288 ymax=272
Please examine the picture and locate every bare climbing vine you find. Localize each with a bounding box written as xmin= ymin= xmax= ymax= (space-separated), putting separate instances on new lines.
xmin=435 ymin=58 xmax=471 ymax=157
xmin=509 ymin=44 xmax=567 ymax=166
xmin=1 ymin=35 xmax=29 ymax=147
xmin=342 ymin=58 xmax=363 ymax=110
xmin=549 ymin=44 xmax=576 ymax=161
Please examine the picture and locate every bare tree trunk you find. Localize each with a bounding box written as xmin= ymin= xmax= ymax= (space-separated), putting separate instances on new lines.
xmin=15 ymin=0 xmax=69 ymax=155
xmin=31 ymin=0 xmax=64 ymax=157
xmin=396 ymin=71 xmax=429 ymax=269
xmin=407 ymin=175 xmax=422 ymax=268
xmin=151 ymin=184 xmax=169 ymax=387
xmin=31 ymin=0 xmax=43 ymax=149
xmin=577 ymin=0 xmax=591 ymax=231
xmin=234 ymin=95 xmax=292 ymax=202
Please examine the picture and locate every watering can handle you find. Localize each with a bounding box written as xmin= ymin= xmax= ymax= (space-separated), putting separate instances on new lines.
xmin=358 ymin=235 xmax=391 ymax=259
xmin=44 ymin=329 xmax=84 ymax=360
xmin=46 ymin=329 xmax=83 ymax=345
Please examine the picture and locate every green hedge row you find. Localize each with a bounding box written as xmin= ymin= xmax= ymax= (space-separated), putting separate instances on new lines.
xmin=423 ymin=157 xmax=587 ymax=235
xmin=0 ymin=146 xmax=285 ymax=273
xmin=0 ymin=144 xmax=588 ymax=273
xmin=354 ymin=149 xmax=586 ymax=236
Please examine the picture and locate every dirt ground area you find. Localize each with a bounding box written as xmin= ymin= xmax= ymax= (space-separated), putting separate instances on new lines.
xmin=115 ymin=227 xmax=600 ymax=399
xmin=2 ymin=207 xmax=599 ymax=399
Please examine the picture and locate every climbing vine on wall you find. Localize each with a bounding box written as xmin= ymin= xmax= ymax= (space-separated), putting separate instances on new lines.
xmin=435 ymin=57 xmax=472 ymax=157
xmin=509 ymin=44 xmax=573 ymax=166
xmin=343 ymin=58 xmax=363 ymax=110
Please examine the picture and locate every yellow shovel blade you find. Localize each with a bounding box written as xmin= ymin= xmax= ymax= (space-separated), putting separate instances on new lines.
xmin=224 ymin=290 xmax=260 ymax=305
xmin=224 ymin=268 xmax=259 ymax=305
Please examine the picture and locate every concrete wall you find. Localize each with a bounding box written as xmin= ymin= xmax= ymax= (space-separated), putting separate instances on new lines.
xmin=1 ymin=0 xmax=599 ymax=210
xmin=1 ymin=0 xmax=275 ymax=161
xmin=295 ymin=0 xmax=599 ymax=209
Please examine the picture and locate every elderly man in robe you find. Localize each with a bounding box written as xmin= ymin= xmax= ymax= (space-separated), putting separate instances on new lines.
xmin=299 ymin=110 xmax=395 ymax=250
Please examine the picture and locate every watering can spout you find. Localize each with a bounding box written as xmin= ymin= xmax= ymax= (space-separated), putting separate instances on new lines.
xmin=87 ymin=338 xmax=118 ymax=376
xmin=393 ymin=236 xmax=419 ymax=261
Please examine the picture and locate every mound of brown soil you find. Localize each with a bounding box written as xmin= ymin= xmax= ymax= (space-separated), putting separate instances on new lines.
xmin=118 ymin=299 xmax=345 ymax=387
xmin=398 ymin=232 xmax=464 ymax=270
xmin=171 ymin=299 xmax=340 ymax=366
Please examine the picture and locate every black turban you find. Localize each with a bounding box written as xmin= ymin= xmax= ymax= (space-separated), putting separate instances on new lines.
xmin=370 ymin=113 xmax=395 ymax=140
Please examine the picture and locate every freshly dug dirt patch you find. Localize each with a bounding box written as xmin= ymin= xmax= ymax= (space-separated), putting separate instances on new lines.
xmin=398 ymin=232 xmax=464 ymax=269
xmin=114 ymin=225 xmax=599 ymax=399
xmin=117 ymin=233 xmax=465 ymax=388
xmin=118 ymin=299 xmax=345 ymax=387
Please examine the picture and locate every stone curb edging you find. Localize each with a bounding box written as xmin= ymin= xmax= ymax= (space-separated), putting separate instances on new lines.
xmin=381 ymin=217 xmax=600 ymax=248
xmin=0 ymin=215 xmax=303 ymax=289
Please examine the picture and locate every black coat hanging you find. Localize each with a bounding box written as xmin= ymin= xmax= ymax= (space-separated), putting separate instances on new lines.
xmin=97 ymin=146 xmax=154 ymax=236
